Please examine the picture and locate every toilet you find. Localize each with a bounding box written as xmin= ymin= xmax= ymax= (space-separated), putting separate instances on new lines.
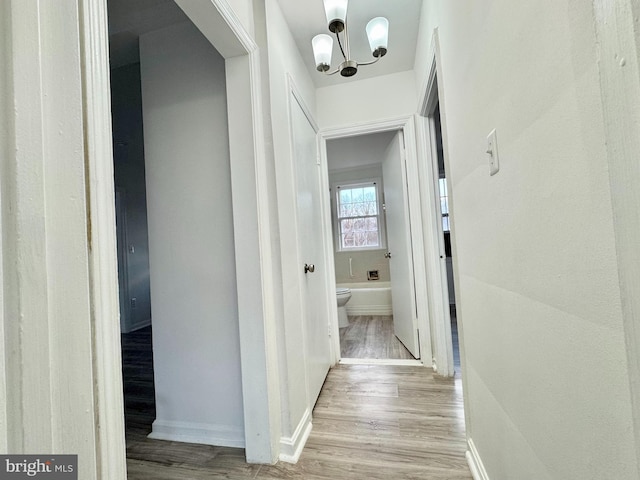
xmin=336 ymin=288 xmax=352 ymax=328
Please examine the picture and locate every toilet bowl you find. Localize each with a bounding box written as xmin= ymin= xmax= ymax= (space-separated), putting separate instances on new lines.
xmin=336 ymin=288 xmax=352 ymax=328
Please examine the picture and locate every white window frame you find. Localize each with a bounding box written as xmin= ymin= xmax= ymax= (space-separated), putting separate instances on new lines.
xmin=332 ymin=178 xmax=387 ymax=252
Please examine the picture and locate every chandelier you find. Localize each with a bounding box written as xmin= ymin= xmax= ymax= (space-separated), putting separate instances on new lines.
xmin=311 ymin=0 xmax=389 ymax=78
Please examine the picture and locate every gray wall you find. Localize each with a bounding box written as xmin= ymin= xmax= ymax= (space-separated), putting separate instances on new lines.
xmin=140 ymin=21 xmax=244 ymax=446
xmin=110 ymin=62 xmax=152 ymax=332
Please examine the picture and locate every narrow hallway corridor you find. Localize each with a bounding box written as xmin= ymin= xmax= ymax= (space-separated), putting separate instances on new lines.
xmin=123 ymin=331 xmax=471 ymax=479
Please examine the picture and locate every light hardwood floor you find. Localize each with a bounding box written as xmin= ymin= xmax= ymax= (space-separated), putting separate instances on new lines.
xmin=339 ymin=315 xmax=416 ymax=360
xmin=122 ymin=330 xmax=472 ymax=480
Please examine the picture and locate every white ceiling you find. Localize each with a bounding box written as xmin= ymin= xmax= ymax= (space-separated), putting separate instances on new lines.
xmin=277 ymin=0 xmax=423 ymax=88
xmin=107 ymin=0 xmax=187 ymax=69
xmin=327 ymin=131 xmax=396 ymax=170
xmin=107 ymin=0 xmax=423 ymax=85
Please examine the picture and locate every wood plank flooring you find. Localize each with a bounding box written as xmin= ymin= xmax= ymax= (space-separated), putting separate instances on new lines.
xmin=122 ymin=327 xmax=471 ymax=480
xmin=339 ymin=315 xmax=416 ymax=360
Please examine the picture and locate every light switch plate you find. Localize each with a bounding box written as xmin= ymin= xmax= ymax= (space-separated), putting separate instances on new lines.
xmin=486 ymin=128 xmax=499 ymax=176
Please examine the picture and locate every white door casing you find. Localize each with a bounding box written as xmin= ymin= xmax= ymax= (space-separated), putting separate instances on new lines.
xmin=382 ymin=131 xmax=420 ymax=359
xmin=290 ymin=87 xmax=332 ymax=406
xmin=319 ymin=116 xmax=433 ymax=367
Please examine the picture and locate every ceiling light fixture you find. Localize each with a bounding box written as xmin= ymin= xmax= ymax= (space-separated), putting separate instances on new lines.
xmin=311 ymin=0 xmax=389 ymax=78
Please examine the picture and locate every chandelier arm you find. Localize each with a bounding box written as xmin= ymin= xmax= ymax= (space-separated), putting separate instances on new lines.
xmin=336 ymin=31 xmax=348 ymax=61
xmin=323 ymin=67 xmax=341 ymax=75
xmin=344 ymin=16 xmax=351 ymax=59
xmin=356 ymin=56 xmax=382 ymax=67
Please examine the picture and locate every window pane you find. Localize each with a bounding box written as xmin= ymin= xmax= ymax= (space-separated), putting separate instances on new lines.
xmin=336 ymin=183 xmax=383 ymax=250
xmin=342 ymin=233 xmax=355 ymax=248
xmin=366 ymin=231 xmax=379 ymax=246
xmin=342 ymin=218 xmax=355 ymax=233
xmin=363 ymin=187 xmax=376 ymax=201
xmin=354 ymin=232 xmax=367 ymax=246
xmin=442 ymin=216 xmax=450 ymax=232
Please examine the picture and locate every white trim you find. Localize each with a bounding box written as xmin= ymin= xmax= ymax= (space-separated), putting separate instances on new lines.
xmin=415 ymin=28 xmax=456 ymax=379
xmin=320 ymin=116 xmax=434 ymax=367
xmin=466 ymin=438 xmax=490 ymax=480
xmin=149 ymin=419 xmax=245 ymax=448
xmin=339 ymin=358 xmax=422 ymax=366
xmin=318 ymin=135 xmax=343 ymax=365
xmin=346 ymin=305 xmax=393 ymax=316
xmin=174 ymin=0 xmax=257 ymax=57
xmin=78 ymin=0 xmax=128 ymax=477
xmin=279 ymin=408 xmax=313 ymax=464
xmin=592 ymin=0 xmax=640 ymax=473
xmin=0 ymin=0 xmax=9 ymax=452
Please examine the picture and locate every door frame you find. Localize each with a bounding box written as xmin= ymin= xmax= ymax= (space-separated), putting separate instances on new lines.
xmin=80 ymin=0 xmax=281 ymax=468
xmin=319 ymin=116 xmax=433 ymax=366
xmin=414 ymin=29 xmax=460 ymax=379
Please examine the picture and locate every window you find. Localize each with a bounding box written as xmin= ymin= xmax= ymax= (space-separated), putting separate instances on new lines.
xmin=334 ymin=181 xmax=385 ymax=250
xmin=438 ymin=177 xmax=450 ymax=232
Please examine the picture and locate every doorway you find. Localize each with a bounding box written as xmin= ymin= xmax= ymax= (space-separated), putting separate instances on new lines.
xmin=431 ymin=103 xmax=460 ymax=373
xmin=103 ymin=0 xmax=282 ymax=466
xmin=320 ymin=119 xmax=433 ymax=366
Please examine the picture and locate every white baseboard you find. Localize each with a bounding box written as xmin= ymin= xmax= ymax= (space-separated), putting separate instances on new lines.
xmin=149 ymin=419 xmax=245 ymax=448
xmin=466 ymin=438 xmax=490 ymax=480
xmin=279 ymin=408 xmax=312 ymax=464
xmin=346 ymin=305 xmax=393 ymax=315
xmin=339 ymin=358 xmax=422 ymax=366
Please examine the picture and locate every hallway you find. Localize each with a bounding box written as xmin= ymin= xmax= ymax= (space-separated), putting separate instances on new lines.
xmin=123 ymin=331 xmax=470 ymax=479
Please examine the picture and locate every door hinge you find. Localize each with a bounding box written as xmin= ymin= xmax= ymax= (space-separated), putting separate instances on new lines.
xmin=328 ymin=322 xmax=332 ymax=337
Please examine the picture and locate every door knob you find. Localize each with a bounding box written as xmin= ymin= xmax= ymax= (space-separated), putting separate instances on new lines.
xmin=304 ymin=263 xmax=315 ymax=274
xmin=384 ymin=252 xmax=392 ymax=259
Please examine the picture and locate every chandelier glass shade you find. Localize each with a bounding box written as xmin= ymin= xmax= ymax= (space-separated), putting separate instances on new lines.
xmin=311 ymin=0 xmax=389 ymax=77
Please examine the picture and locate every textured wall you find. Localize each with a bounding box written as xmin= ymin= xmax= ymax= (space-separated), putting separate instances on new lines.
xmin=415 ymin=1 xmax=637 ymax=478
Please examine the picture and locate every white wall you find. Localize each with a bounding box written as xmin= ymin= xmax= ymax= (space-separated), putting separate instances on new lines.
xmin=316 ymin=70 xmax=418 ymax=129
xmin=140 ymin=22 xmax=245 ymax=447
xmin=417 ymin=1 xmax=638 ymax=479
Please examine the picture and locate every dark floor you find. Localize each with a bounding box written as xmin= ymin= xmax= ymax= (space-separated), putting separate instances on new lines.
xmin=121 ymin=326 xmax=156 ymax=446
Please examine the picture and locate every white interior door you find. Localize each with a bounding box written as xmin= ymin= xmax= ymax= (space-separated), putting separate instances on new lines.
xmin=291 ymin=94 xmax=332 ymax=406
xmin=382 ymin=131 xmax=420 ymax=358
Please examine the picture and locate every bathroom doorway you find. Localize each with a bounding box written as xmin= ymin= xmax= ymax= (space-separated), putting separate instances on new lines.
xmin=325 ymin=128 xmax=426 ymax=363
